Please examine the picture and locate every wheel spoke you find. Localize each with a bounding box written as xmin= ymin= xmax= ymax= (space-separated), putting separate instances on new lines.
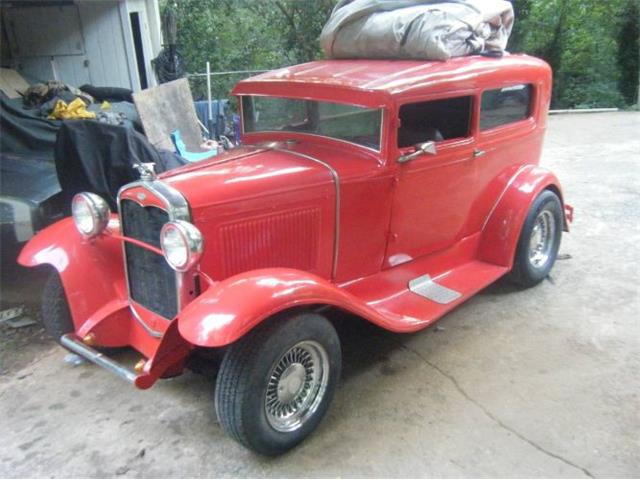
xmin=264 ymin=340 xmax=330 ymax=432
xmin=528 ymin=209 xmax=556 ymax=269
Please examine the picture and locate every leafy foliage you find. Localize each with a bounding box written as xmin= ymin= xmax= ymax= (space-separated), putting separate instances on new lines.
xmin=510 ymin=0 xmax=638 ymax=108
xmin=165 ymin=0 xmax=639 ymax=108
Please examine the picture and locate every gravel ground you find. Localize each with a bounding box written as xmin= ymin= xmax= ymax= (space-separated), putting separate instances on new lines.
xmin=0 ymin=111 xmax=638 ymax=478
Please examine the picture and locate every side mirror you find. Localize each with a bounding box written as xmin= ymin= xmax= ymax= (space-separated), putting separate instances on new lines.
xmin=397 ymin=141 xmax=437 ymax=164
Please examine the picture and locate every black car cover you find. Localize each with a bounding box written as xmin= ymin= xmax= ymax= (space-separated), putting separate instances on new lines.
xmin=0 ymin=95 xmax=60 ymax=160
xmin=55 ymin=121 xmax=187 ymax=212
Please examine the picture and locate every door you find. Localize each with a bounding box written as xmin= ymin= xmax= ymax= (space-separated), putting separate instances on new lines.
xmin=127 ymin=0 xmax=157 ymax=89
xmin=4 ymin=4 xmax=91 ymax=86
xmin=385 ymin=95 xmax=477 ymax=268
xmin=466 ymin=83 xmax=540 ymax=233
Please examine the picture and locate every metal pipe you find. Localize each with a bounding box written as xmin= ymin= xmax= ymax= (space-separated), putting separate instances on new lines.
xmin=188 ymin=69 xmax=269 ymax=77
xmin=206 ymin=61 xmax=213 ymax=135
xmin=60 ymin=334 xmax=138 ymax=383
xmin=549 ymin=108 xmax=618 ymax=114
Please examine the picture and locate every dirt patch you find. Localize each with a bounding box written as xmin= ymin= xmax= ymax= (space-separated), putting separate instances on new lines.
xmin=0 ymin=262 xmax=55 ymax=376
xmin=0 ymin=321 xmax=54 ymax=377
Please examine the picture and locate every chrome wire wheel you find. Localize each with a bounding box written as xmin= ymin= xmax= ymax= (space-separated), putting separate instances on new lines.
xmin=265 ymin=340 xmax=330 ymax=433
xmin=528 ymin=209 xmax=556 ymax=269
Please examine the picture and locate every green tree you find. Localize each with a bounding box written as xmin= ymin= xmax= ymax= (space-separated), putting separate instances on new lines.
xmin=256 ymin=0 xmax=336 ymax=63
xmin=510 ymin=0 xmax=632 ymax=108
xmin=617 ymin=0 xmax=640 ymax=106
xmin=164 ymin=0 xmax=638 ymax=108
xmin=161 ymin=0 xmax=335 ymax=99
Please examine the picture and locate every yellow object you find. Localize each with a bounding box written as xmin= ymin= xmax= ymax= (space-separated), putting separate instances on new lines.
xmin=100 ymin=100 xmax=112 ymax=110
xmin=134 ymin=359 xmax=147 ymax=373
xmin=48 ymin=98 xmax=96 ymax=120
xmin=83 ymin=333 xmax=96 ymax=346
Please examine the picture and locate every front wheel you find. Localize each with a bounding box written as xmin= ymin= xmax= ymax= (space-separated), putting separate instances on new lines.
xmin=214 ymin=312 xmax=341 ymax=455
xmin=509 ymin=189 xmax=563 ymax=288
xmin=41 ymin=271 xmax=75 ymax=342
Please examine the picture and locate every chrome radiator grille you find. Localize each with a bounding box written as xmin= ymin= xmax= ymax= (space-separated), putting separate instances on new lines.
xmin=120 ymin=199 xmax=178 ymax=319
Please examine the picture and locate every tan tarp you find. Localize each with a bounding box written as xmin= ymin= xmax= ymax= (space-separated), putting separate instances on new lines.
xmin=0 ymin=68 xmax=30 ymax=99
xmin=320 ymin=0 xmax=514 ymax=61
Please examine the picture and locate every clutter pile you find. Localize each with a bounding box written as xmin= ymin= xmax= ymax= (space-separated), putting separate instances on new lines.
xmin=0 ymin=72 xmax=143 ymax=160
xmin=0 ymin=67 xmax=233 ymax=253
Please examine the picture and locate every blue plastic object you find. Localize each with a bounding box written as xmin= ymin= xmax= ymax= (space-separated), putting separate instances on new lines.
xmin=170 ymin=130 xmax=217 ymax=162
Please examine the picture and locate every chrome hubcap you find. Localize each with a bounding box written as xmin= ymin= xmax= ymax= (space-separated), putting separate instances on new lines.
xmin=265 ymin=340 xmax=329 ymax=432
xmin=528 ymin=210 xmax=556 ymax=268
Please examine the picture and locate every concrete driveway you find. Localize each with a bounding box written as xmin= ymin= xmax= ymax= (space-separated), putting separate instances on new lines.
xmin=1 ymin=112 xmax=638 ymax=478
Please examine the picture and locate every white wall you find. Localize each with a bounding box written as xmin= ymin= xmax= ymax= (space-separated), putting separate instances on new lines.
xmin=78 ymin=0 xmax=135 ymax=88
xmin=2 ymin=0 xmax=162 ymax=90
xmin=3 ymin=4 xmax=92 ymax=86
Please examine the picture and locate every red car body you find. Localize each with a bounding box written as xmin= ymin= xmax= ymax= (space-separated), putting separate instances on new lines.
xmin=19 ymin=54 xmax=570 ymax=390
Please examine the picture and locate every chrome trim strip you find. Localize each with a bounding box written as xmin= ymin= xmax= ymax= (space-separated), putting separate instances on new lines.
xmin=117 ymin=179 xmax=195 ymax=324
xmin=266 ymin=147 xmax=341 ymax=280
xmin=481 ymin=164 xmax=531 ymax=231
xmin=117 ymin=180 xmax=191 ymax=222
xmin=129 ymin=304 xmax=163 ymax=338
xmin=60 ymin=334 xmax=137 ymax=383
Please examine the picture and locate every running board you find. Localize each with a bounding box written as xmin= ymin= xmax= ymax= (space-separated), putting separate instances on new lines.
xmin=60 ymin=334 xmax=137 ymax=383
xmin=343 ymin=258 xmax=509 ymax=333
xmin=408 ymin=274 xmax=462 ymax=304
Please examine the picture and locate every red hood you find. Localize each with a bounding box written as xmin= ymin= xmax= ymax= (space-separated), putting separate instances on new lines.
xmin=159 ymin=146 xmax=333 ymax=210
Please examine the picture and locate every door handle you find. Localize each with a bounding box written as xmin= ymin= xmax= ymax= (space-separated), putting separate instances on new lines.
xmin=473 ymin=148 xmax=486 ymax=158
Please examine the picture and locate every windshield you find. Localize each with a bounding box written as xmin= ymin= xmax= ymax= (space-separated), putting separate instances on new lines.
xmin=241 ymin=96 xmax=383 ymax=150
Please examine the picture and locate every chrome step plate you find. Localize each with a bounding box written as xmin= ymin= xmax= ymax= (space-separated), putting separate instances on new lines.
xmin=408 ymin=275 xmax=462 ymax=304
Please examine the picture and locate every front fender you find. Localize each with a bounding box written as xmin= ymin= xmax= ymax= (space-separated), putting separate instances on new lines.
xmin=18 ymin=217 xmax=127 ymax=330
xmin=178 ymin=268 xmax=395 ymax=347
xmin=478 ymin=165 xmax=566 ymax=268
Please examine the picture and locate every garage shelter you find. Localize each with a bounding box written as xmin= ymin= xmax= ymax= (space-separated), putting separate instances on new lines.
xmin=1 ymin=0 xmax=162 ymax=90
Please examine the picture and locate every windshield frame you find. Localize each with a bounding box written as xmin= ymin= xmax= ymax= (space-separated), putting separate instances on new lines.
xmin=239 ymin=94 xmax=386 ymax=154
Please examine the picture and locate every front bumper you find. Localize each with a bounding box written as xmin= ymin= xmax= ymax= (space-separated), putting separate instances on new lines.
xmin=61 ymin=334 xmax=138 ymax=383
xmin=564 ymin=203 xmax=574 ymax=231
xmin=59 ymin=300 xmax=192 ymax=390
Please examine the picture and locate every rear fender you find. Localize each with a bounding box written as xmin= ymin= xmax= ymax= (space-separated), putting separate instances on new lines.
xmin=178 ymin=268 xmax=395 ymax=347
xmin=478 ymin=165 xmax=566 ymax=268
xmin=17 ymin=217 xmax=127 ymax=330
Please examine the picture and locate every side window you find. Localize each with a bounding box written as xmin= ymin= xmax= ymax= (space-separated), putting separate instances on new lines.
xmin=397 ymin=96 xmax=472 ymax=148
xmin=480 ymin=84 xmax=533 ymax=130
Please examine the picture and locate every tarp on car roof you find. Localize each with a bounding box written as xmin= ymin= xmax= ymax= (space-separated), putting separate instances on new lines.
xmin=320 ymin=0 xmax=514 ymax=61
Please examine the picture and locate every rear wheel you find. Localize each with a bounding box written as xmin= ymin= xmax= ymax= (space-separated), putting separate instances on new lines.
xmin=214 ymin=312 xmax=341 ymax=455
xmin=509 ymin=190 xmax=563 ymax=287
xmin=41 ymin=271 xmax=74 ymax=341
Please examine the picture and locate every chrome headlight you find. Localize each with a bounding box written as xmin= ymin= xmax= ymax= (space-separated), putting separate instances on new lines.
xmin=160 ymin=220 xmax=204 ymax=272
xmin=71 ymin=193 xmax=110 ymax=238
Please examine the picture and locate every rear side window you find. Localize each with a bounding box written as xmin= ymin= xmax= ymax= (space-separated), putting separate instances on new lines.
xmin=398 ymin=96 xmax=472 ymax=148
xmin=480 ymin=84 xmax=533 ymax=130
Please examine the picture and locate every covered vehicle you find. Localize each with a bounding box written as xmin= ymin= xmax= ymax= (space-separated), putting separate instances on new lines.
xmin=0 ymin=154 xmax=63 ymax=261
xmin=19 ymin=54 xmax=572 ymax=455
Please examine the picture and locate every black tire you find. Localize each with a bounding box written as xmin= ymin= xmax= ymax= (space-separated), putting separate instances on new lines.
xmin=509 ymin=189 xmax=563 ymax=288
xmin=41 ymin=271 xmax=74 ymax=341
xmin=215 ymin=311 xmax=341 ymax=456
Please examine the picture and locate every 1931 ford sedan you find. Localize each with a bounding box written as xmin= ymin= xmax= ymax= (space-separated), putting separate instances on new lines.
xmin=19 ymin=54 xmax=572 ymax=455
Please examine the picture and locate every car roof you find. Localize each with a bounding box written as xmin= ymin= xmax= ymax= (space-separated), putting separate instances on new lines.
xmin=234 ymin=54 xmax=550 ymax=104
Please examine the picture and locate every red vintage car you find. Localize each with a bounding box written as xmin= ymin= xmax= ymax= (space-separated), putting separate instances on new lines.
xmin=19 ymin=54 xmax=572 ymax=455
